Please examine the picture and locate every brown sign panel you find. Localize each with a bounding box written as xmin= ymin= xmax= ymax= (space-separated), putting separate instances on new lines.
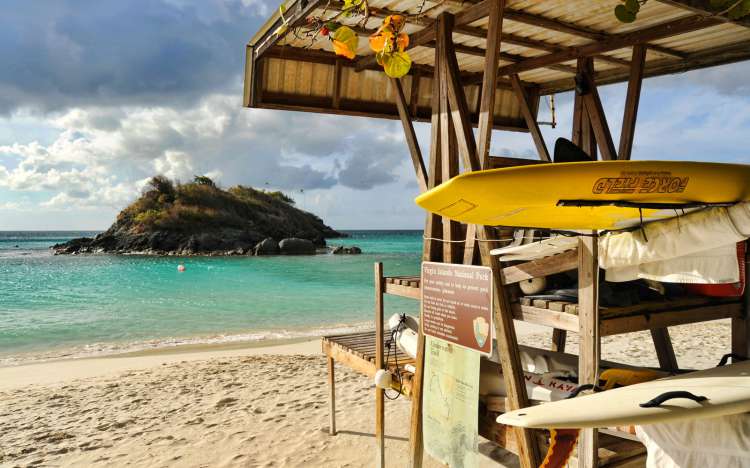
xmin=421 ymin=262 xmax=493 ymax=355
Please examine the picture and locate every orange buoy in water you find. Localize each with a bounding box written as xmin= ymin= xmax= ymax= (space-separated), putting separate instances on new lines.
xmin=177 ymin=264 xmax=186 ymax=272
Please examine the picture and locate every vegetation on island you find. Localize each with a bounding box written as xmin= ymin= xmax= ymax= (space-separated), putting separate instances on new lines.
xmin=54 ymin=175 xmax=343 ymax=255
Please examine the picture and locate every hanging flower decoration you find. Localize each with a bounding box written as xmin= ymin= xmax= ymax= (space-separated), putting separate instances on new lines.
xmin=368 ymin=15 xmax=412 ymax=78
xmin=274 ymin=1 xmax=419 ymax=76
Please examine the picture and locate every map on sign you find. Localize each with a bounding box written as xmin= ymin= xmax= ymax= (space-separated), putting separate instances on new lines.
xmin=423 ymin=336 xmax=480 ymax=468
xmin=421 ymin=262 xmax=493 ymax=355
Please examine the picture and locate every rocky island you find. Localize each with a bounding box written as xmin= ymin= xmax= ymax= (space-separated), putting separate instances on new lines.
xmin=54 ymin=176 xmax=357 ymax=256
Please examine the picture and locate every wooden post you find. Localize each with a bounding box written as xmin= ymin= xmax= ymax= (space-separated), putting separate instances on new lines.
xmin=580 ymin=63 xmax=617 ymax=161
xmin=375 ymin=263 xmax=385 ymax=467
xmin=439 ymin=40 xmax=462 ymax=263
xmin=393 ymin=78 xmax=428 ymax=193
xmin=408 ymin=309 xmax=427 ymax=468
xmin=618 ymin=45 xmax=646 ymax=160
xmin=551 ymin=329 xmax=567 ymax=353
xmin=463 ymin=0 xmax=505 ymax=264
xmin=510 ymin=74 xmax=551 ymax=162
xmin=437 ymin=14 xmax=540 ymax=467
xmin=476 ymin=0 xmax=505 ymax=167
xmin=577 ymin=233 xmax=600 ymax=468
xmin=328 ymin=356 xmax=337 ymax=435
xmin=332 ymin=59 xmax=342 ymax=109
xmin=732 ymin=242 xmax=750 ymax=358
xmin=423 ymin=43 xmax=443 ymax=262
xmin=576 ymin=58 xmax=597 ymax=160
xmin=650 ymin=328 xmax=679 ymax=372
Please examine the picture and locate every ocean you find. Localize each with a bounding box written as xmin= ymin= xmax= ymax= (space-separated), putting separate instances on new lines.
xmin=0 ymin=230 xmax=422 ymax=365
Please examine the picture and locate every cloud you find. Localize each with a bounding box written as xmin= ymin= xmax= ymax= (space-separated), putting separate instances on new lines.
xmin=0 ymin=93 xmax=414 ymax=213
xmin=0 ymin=0 xmax=270 ymax=115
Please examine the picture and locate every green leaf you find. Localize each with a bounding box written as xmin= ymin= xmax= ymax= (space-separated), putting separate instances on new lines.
xmin=382 ymin=51 xmax=412 ymax=78
xmin=624 ymin=0 xmax=640 ymax=13
xmin=615 ymin=4 xmax=637 ymax=22
xmin=728 ymin=0 xmax=750 ymax=19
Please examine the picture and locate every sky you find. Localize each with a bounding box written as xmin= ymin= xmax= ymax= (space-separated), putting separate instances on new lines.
xmin=1 ymin=0 xmax=749 ymax=231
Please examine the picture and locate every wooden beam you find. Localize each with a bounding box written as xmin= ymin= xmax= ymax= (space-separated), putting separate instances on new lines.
xmin=423 ymin=48 xmax=443 ymax=262
xmin=495 ymin=14 xmax=722 ymax=77
xmin=440 ymin=14 xmax=481 ymax=171
xmin=253 ymin=0 xmax=325 ymax=59
xmin=374 ymin=263 xmax=385 ymax=467
xmin=439 ymin=12 xmax=539 ymax=466
xmin=580 ymin=63 xmax=617 ymax=161
xmin=577 ymin=234 xmax=600 ymax=468
xmin=393 ymin=78 xmax=429 ymax=193
xmin=650 ymin=328 xmax=679 ymax=372
xmin=510 ymin=74 xmax=551 ymax=162
xmin=540 ymin=40 xmax=750 ymax=95
xmin=465 ymin=0 xmax=504 ymax=266
xmin=438 ymin=22 xmax=463 ymax=264
xmin=618 ymin=45 xmax=647 ymax=160
xmin=658 ymin=0 xmax=750 ymax=28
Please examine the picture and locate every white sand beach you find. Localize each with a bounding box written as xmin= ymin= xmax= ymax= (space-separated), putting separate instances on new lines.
xmin=0 ymin=320 xmax=734 ymax=467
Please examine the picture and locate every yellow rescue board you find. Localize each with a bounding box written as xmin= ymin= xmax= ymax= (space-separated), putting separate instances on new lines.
xmin=414 ymin=161 xmax=750 ymax=230
xmin=497 ymin=361 xmax=750 ymax=429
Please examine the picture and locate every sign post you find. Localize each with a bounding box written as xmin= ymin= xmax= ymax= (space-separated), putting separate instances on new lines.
xmin=421 ymin=262 xmax=493 ymax=468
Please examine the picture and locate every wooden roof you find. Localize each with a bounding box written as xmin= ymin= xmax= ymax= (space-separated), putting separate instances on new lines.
xmin=244 ymin=0 xmax=750 ymax=130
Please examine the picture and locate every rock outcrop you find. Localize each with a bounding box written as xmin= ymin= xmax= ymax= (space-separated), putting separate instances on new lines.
xmin=278 ymin=238 xmax=316 ymax=255
xmin=53 ymin=176 xmax=344 ymax=256
xmin=331 ymin=245 xmax=362 ymax=255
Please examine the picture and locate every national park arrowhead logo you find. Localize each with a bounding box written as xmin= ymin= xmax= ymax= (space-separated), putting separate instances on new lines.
xmin=473 ymin=316 xmax=489 ymax=348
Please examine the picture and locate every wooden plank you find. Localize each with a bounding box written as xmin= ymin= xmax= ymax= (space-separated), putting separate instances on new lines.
xmin=618 ymin=45 xmax=646 ymax=161
xmin=551 ymin=329 xmax=567 ymax=353
xmin=650 ymin=328 xmax=679 ymax=372
xmin=375 ymin=263 xmax=385 ymax=467
xmin=332 ymin=59 xmax=342 ymax=110
xmin=501 ymin=249 xmax=579 ymax=285
xmin=532 ymin=299 xmax=550 ymax=309
xmin=601 ymin=302 xmax=744 ymax=336
xmin=732 ymin=242 xmax=749 ymax=358
xmin=327 ymin=356 xmax=337 ymax=435
xmin=578 ymin=234 xmax=600 ymax=468
xmin=581 ymin=65 xmax=617 ymax=161
xmin=513 ymin=304 xmax=580 ymax=331
xmin=477 ymin=0 xmax=504 ymax=169
xmin=571 ymin=88 xmax=583 ymax=147
xmin=394 ymin=78 xmax=429 ymax=193
xmin=410 ymin=73 xmax=421 ymax=117
xmin=494 ymin=15 xmax=723 ymax=77
xmin=385 ymin=284 xmax=421 ymax=300
xmin=511 ymin=74 xmax=551 ymax=162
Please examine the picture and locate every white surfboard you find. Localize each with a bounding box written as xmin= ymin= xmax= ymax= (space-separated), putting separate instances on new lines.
xmin=497 ymin=361 xmax=750 ymax=429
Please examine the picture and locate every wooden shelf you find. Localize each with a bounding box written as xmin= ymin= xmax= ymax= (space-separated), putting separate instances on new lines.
xmin=513 ymin=296 xmax=743 ymax=336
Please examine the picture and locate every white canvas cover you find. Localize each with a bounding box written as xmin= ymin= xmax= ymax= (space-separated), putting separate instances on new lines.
xmin=636 ymin=413 xmax=750 ymax=468
xmin=600 ymin=202 xmax=750 ymax=283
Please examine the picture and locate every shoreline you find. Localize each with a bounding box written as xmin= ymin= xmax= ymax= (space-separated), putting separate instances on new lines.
xmin=0 ymin=321 xmax=376 ymax=368
xmin=0 ymin=337 xmax=322 ymax=391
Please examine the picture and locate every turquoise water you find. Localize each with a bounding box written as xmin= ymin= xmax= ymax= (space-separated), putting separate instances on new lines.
xmin=0 ymin=231 xmax=422 ymax=363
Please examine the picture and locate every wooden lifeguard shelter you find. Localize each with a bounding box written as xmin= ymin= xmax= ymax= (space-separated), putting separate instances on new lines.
xmin=244 ymin=1 xmax=750 ymax=466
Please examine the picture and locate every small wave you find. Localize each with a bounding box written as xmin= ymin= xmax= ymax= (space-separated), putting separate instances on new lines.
xmin=0 ymin=321 xmax=375 ymax=367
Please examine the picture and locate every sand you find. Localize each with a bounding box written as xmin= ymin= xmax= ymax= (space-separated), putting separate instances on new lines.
xmin=0 ymin=320 xmax=735 ymax=467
